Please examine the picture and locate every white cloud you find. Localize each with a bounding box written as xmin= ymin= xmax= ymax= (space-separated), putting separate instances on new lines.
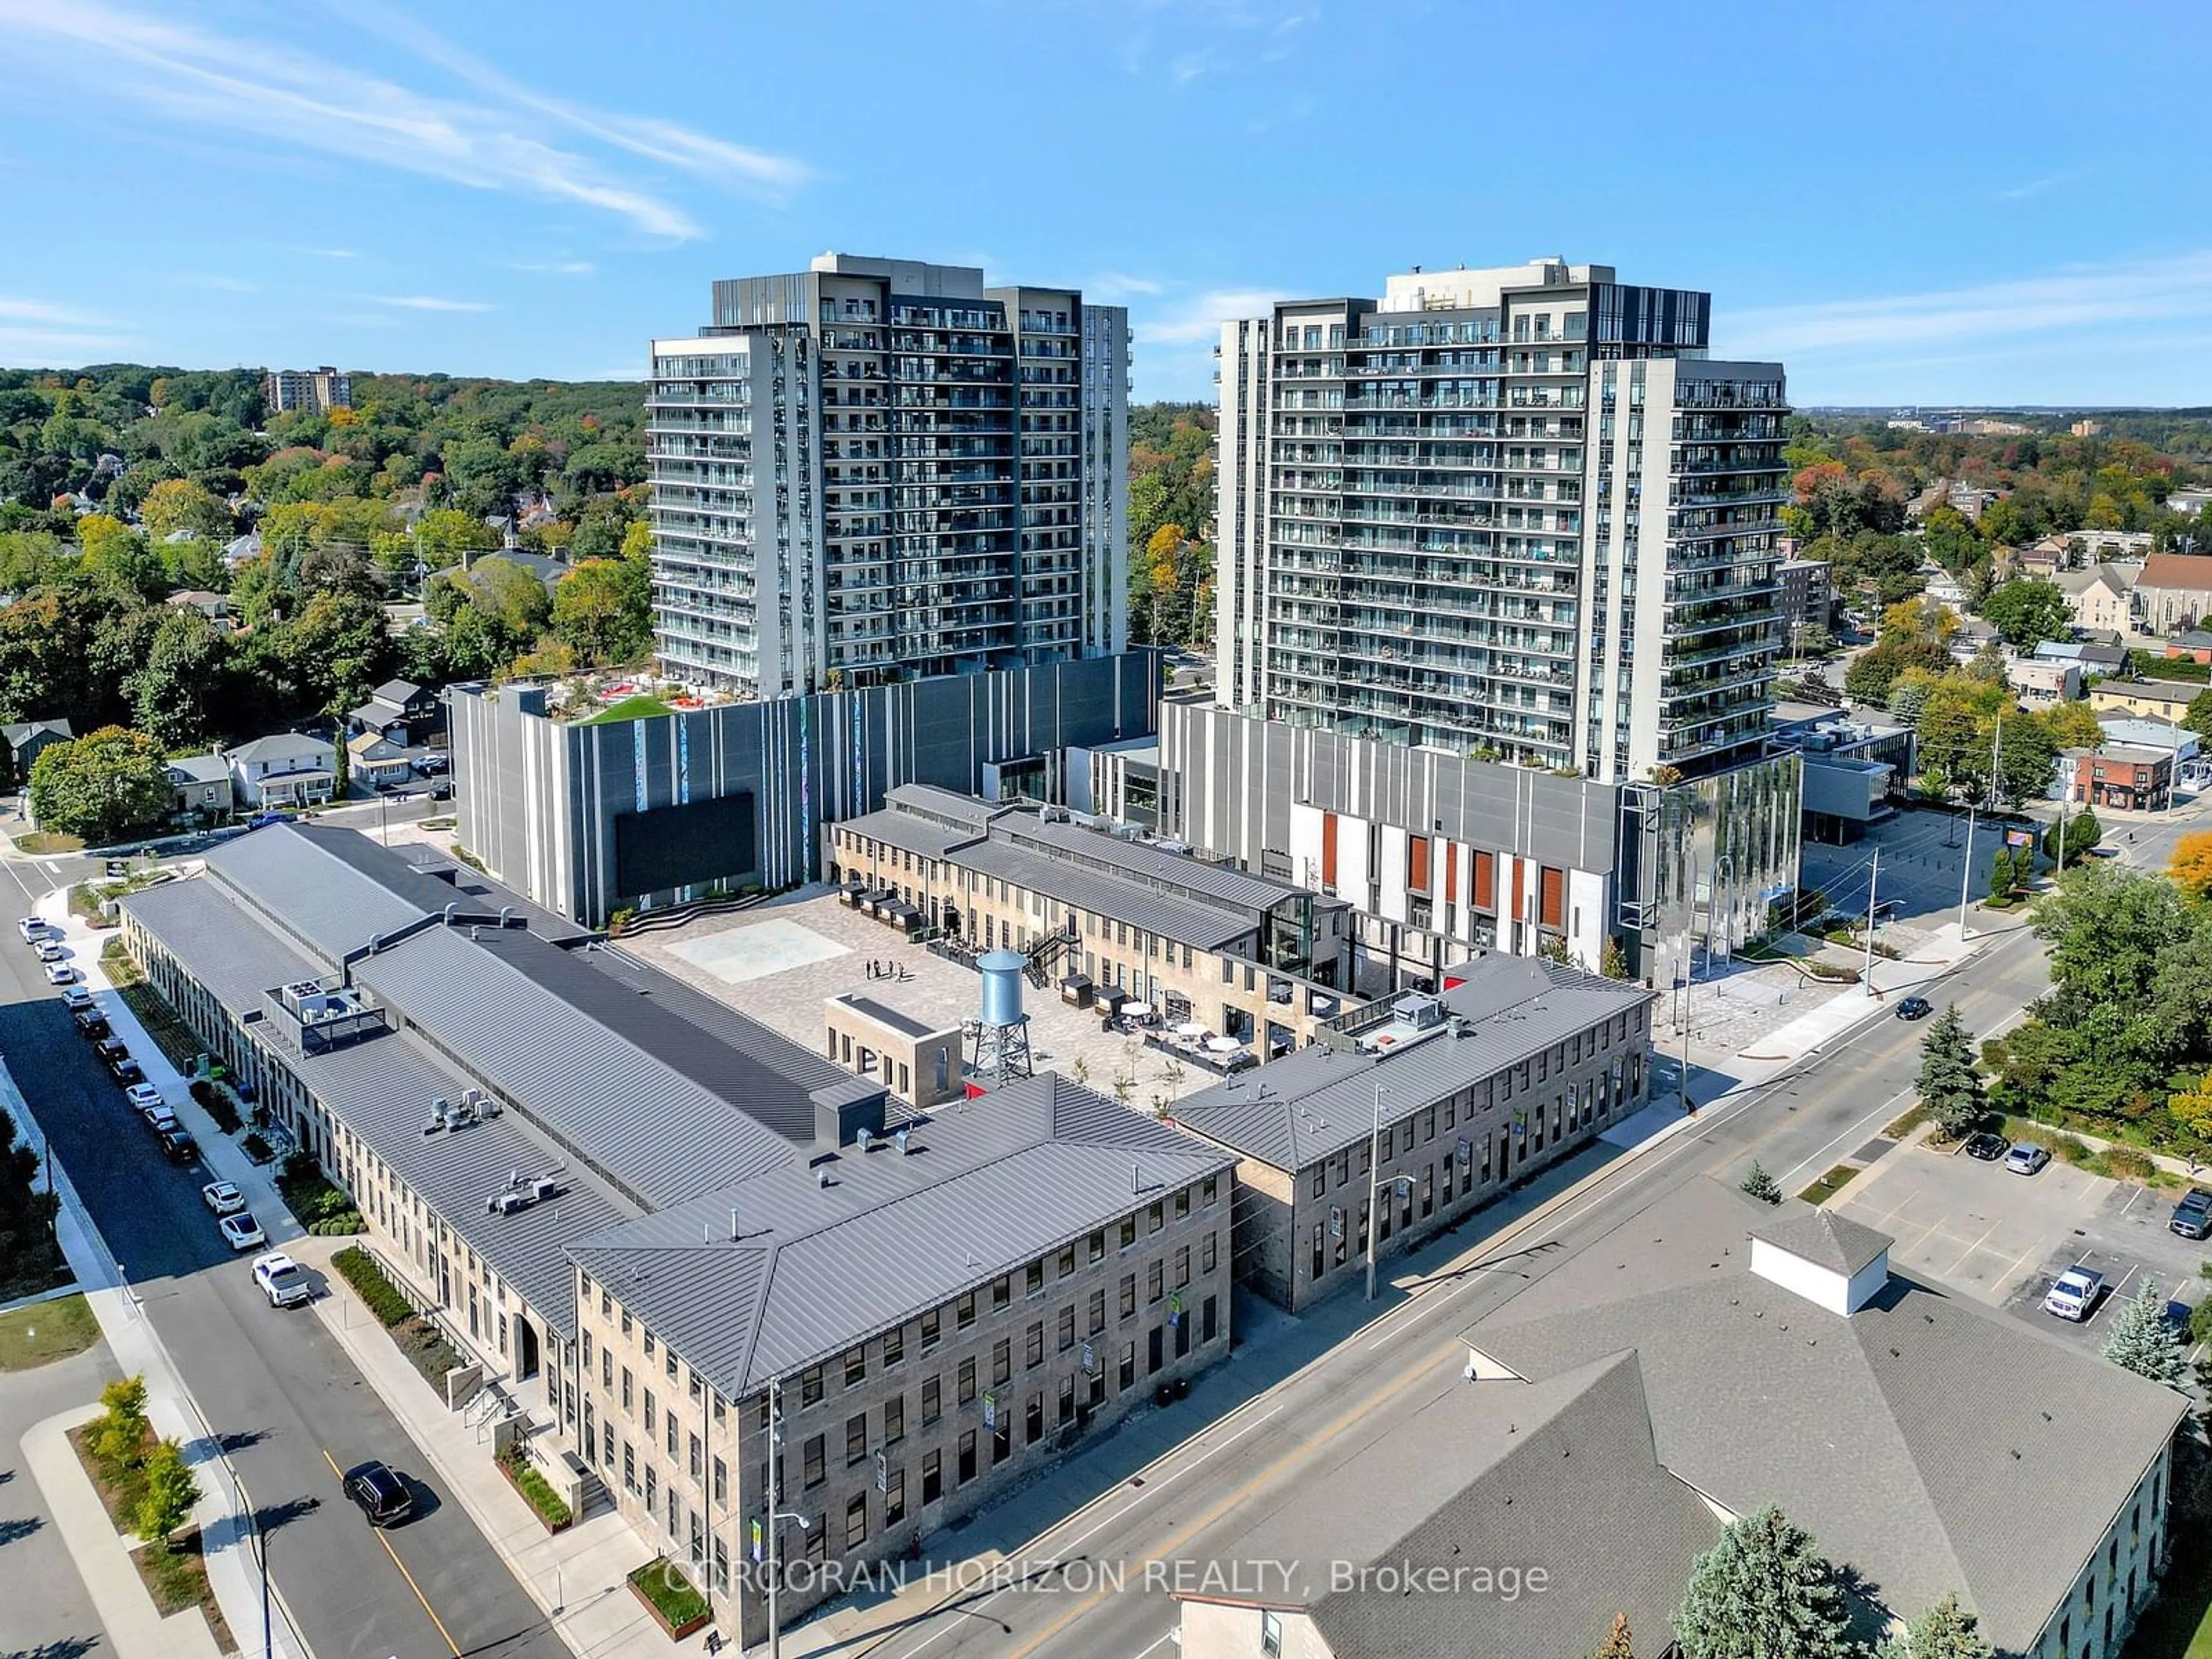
xmin=1085 ymin=272 xmax=1167 ymax=302
xmin=0 ymin=297 xmax=97 ymax=324
xmin=1721 ymin=251 xmax=2212 ymax=361
xmin=310 ymin=248 xmax=360 ymax=260
xmin=0 ymin=0 xmax=811 ymax=241
xmin=1133 ymin=287 xmax=1291 ymax=346
xmin=373 ymin=296 xmax=495 ymax=313
xmin=184 ymin=275 xmax=258 ymax=293
xmin=0 ymin=298 xmax=130 ymax=361
xmin=512 ymin=260 xmax=597 ymax=276
xmin=1997 ymin=168 xmax=2085 ymax=202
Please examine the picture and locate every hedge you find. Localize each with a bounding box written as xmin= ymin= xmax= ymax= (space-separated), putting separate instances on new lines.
xmin=331 ymin=1247 xmax=413 ymax=1329
xmin=501 ymin=1452 xmax=573 ymax=1529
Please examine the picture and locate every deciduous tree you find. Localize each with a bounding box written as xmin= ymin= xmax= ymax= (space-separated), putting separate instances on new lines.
xmin=135 ymin=1438 xmax=201 ymax=1547
xmin=2171 ymin=831 xmax=2212 ymax=900
xmin=1980 ymin=577 xmax=2073 ymax=650
xmin=27 ymin=726 xmax=173 ymax=841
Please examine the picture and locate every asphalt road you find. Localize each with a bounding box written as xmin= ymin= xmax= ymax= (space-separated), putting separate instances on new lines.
xmin=838 ymin=808 xmax=2199 ymax=1659
xmin=0 ymin=856 xmax=559 ymax=1659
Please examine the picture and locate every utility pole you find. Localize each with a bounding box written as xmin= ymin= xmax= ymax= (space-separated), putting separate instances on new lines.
xmin=1862 ymin=844 xmax=1881 ymax=997
xmin=1363 ymin=1084 xmax=1385 ymax=1301
xmin=1957 ymin=787 xmax=1979 ymax=941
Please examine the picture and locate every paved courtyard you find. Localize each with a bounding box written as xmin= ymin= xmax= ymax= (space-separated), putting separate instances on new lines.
xmin=623 ymin=888 xmax=1221 ymax=1111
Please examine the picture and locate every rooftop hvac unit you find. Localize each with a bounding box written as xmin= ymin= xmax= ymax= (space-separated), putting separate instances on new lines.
xmin=486 ymin=1191 xmax=528 ymax=1217
xmin=855 ymin=1127 xmax=874 ymax=1153
xmin=442 ymin=1098 xmax=474 ymax=1131
xmin=527 ymin=1176 xmax=558 ymax=1203
xmin=896 ymin=1127 xmax=912 ymax=1156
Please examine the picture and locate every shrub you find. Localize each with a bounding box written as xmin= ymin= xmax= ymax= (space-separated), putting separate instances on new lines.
xmin=2051 ymin=1135 xmax=2094 ymax=1165
xmin=332 ymin=1247 xmax=413 ymax=1328
xmin=240 ymin=1132 xmax=273 ymax=1164
xmin=2105 ymin=1146 xmax=2157 ymax=1182
xmin=501 ymin=1450 xmax=573 ymax=1529
xmin=630 ymin=1559 xmax=710 ymax=1633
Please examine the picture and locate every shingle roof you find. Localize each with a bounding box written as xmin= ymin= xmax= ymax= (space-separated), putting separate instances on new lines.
xmin=1463 ymin=1178 xmax=2190 ymax=1656
xmin=164 ymin=755 xmax=230 ymax=785
xmin=227 ymin=732 xmax=334 ymax=764
xmin=2 ymin=719 xmax=71 ymax=747
xmin=570 ymin=1073 xmax=1235 ymax=1396
xmin=1296 ymin=1354 xmax=1717 ymax=1659
xmin=1171 ymin=960 xmax=1652 ymax=1171
xmin=2137 ymin=552 xmax=2212 ymax=592
xmin=373 ymin=679 xmax=423 ymax=705
xmin=1751 ymin=1206 xmax=1891 ymax=1276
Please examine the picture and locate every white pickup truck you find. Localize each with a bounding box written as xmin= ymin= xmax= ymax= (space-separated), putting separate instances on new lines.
xmin=2043 ymin=1266 xmax=2104 ymax=1323
xmin=252 ymin=1251 xmax=312 ymax=1309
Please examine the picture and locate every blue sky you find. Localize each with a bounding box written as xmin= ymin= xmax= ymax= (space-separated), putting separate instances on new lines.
xmin=2 ymin=0 xmax=2207 ymax=407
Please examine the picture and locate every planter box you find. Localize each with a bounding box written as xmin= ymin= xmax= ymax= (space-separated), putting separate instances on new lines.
xmin=627 ymin=1563 xmax=711 ymax=1640
xmin=495 ymin=1455 xmax=573 ymax=1535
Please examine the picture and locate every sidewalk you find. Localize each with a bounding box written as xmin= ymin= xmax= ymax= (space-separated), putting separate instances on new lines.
xmin=9 ymin=888 xmax=313 ymax=1659
xmin=285 ymin=1233 xmax=680 ymax=1659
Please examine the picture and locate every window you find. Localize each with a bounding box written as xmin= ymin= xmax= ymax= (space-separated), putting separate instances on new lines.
xmin=845 ymin=1347 xmax=866 ymax=1389
xmin=1120 ymin=1274 xmax=1137 ymax=1317
xmin=993 ymin=1275 xmax=1012 ymax=1312
xmin=623 ymin=1441 xmax=637 ymax=1494
xmin=1088 ymin=1289 xmax=1106 ymax=1335
xmin=688 ymin=1432 xmax=702 ymax=1482
xmin=1203 ymin=1232 xmax=1217 ymax=1274
xmin=846 ymin=1494 xmax=868 ymax=1551
xmin=884 ymin=1394 xmax=904 ymax=1444
xmin=803 ymin=1434 xmax=825 ymax=1488
xmin=1027 ymin=1321 xmax=1045 ymax=1366
xmin=644 ymin=1391 xmax=656 ymax=1435
xmin=1120 ymin=1217 xmax=1137 ymax=1250
xmin=846 ymin=1414 xmax=868 ymax=1465
xmin=922 ymin=1376 xmax=941 ymax=1424
xmin=1176 ymin=1246 xmax=1191 ymax=1290
xmin=884 ymin=1325 xmax=904 ymax=1369
xmin=1262 ymin=1610 xmax=1284 ymax=1657
xmin=1203 ymin=1177 xmax=1218 ymax=1207
xmin=801 ymin=1365 xmax=823 ymax=1407
xmin=993 ymin=1338 xmax=1012 ymax=1387
xmin=1148 ymin=1202 xmax=1164 ymax=1233
xmin=956 ymin=1293 xmax=976 ymax=1330
xmin=1148 ymin=1260 xmax=1164 ymax=1303
xmin=1027 ymin=1260 xmax=1046 ymax=1297
xmin=1058 ymin=1306 xmax=1077 ymax=1351
xmin=1310 ymin=1167 xmax=1325 ymax=1199
xmin=1058 ymin=1244 xmax=1077 ymax=1278
xmin=622 ymin=1368 xmax=634 ymax=1413
xmin=1175 ymin=1188 xmax=1191 ymax=1220
xmin=884 ymin=1466 xmax=906 ymax=1528
xmin=1089 ymin=1229 xmax=1106 ymax=1263
xmin=712 ymin=1455 xmax=727 ymax=1507
xmin=958 ymin=1358 xmax=976 ymax=1404
xmin=923 ymin=1449 xmax=942 ymax=1505
xmin=921 ymin=1310 xmax=941 ymax=1352
xmin=957 ymin=1431 xmax=977 ymax=1485
xmin=805 ymin=1517 xmax=827 ymax=1566
xmin=665 ymin=1412 xmax=677 ymax=1459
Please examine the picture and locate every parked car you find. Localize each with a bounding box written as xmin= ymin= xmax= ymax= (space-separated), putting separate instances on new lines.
xmin=342 ymin=1460 xmax=414 ymax=1527
xmin=107 ymin=1058 xmax=143 ymax=1086
xmin=218 ymin=1212 xmax=266 ymax=1252
xmin=201 ymin=1181 xmax=245 ymax=1216
xmin=94 ymin=1037 xmax=128 ymax=1064
xmin=1895 ymin=995 xmax=1933 ymax=1020
xmin=252 ymin=1252 xmax=311 ymax=1308
xmin=246 ymin=812 xmax=286 ymax=829
xmin=124 ymin=1082 xmax=164 ymax=1114
xmin=157 ymin=1127 xmax=196 ymax=1164
xmin=2172 ymin=1189 xmax=2212 ymax=1241
xmin=59 ymin=985 xmax=92 ymax=1012
xmin=33 ymin=940 xmax=65 ymax=963
xmin=2005 ymin=1142 xmax=2052 ymax=1176
xmin=71 ymin=1010 xmax=109 ymax=1039
xmin=43 ymin=962 xmax=77 ymax=986
xmin=16 ymin=916 xmax=47 ymax=942
xmin=142 ymin=1106 xmax=179 ymax=1136
xmin=2044 ymin=1266 xmax=2104 ymax=1322
xmin=1962 ymin=1131 xmax=2010 ymax=1162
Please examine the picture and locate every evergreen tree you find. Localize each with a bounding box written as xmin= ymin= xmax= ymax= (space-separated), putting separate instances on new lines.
xmin=2104 ymin=1280 xmax=2190 ymax=1389
xmin=1593 ymin=1611 xmax=1635 ymax=1659
xmin=1740 ymin=1161 xmax=1783 ymax=1205
xmin=1915 ymin=1006 xmax=1986 ymax=1140
xmin=1986 ymin=846 xmax=2014 ymax=903
xmin=1877 ymin=1593 xmax=1995 ymax=1659
xmin=1674 ymin=1505 xmax=1850 ymax=1659
xmin=1599 ymin=935 xmax=1631 ymax=981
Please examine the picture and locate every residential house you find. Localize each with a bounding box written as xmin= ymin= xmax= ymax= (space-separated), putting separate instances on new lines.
xmin=224 ymin=733 xmax=336 ymax=808
xmin=2056 ymin=563 xmax=2139 ymax=635
xmin=346 ymin=679 xmax=439 ymax=746
xmin=2128 ymin=553 xmax=2212 ymax=634
xmin=2011 ymin=657 xmax=2082 ymax=707
xmin=2089 ymin=679 xmax=2198 ymax=722
xmin=2 ymin=719 xmax=72 ymax=785
xmin=163 ymin=755 xmax=234 ymax=821
xmin=2063 ymin=745 xmax=2173 ymax=810
xmin=222 ymin=531 xmax=262 ymax=568
xmin=2164 ymin=629 xmax=2212 ymax=665
xmin=346 ymin=731 xmax=415 ymax=791
xmin=2034 ymin=639 xmax=2131 ymax=676
xmin=2166 ymin=487 xmax=2212 ymax=516
xmin=166 ymin=589 xmax=236 ymax=631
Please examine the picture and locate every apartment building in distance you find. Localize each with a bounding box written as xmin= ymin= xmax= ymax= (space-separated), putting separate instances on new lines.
xmin=263 ymin=365 xmax=352 ymax=415
xmin=1215 ymin=258 xmax=1790 ymax=786
xmin=647 ymin=253 xmax=1129 ymax=698
xmin=119 ymin=822 xmax=1235 ymax=1649
xmin=1171 ymin=955 xmax=1654 ymax=1311
xmin=830 ymin=784 xmax=1357 ymax=1055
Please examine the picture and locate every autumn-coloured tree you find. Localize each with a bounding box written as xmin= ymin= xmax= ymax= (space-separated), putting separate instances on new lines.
xmin=2171 ymin=832 xmax=2212 ymax=901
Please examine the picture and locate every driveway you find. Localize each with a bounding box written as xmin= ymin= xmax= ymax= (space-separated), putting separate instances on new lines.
xmin=0 ymin=1340 xmax=120 ymax=1659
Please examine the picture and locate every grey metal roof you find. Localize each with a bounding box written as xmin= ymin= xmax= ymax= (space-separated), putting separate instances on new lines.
xmin=204 ymin=823 xmax=446 ymax=967
xmin=1004 ymin=812 xmax=1291 ymax=913
xmin=571 ymin=1073 xmax=1236 ymax=1397
xmin=373 ymin=679 xmax=423 ymax=705
xmin=120 ymin=876 xmax=634 ymax=1332
xmin=1463 ymin=1177 xmax=2190 ymax=1656
xmin=350 ymin=926 xmax=797 ymax=1210
xmin=1752 ymin=1207 xmax=1891 ymax=1276
xmin=836 ymin=805 xmax=978 ymax=863
xmin=1172 ymin=964 xmax=1652 ymax=1171
xmin=957 ymin=838 xmax=1252 ymax=952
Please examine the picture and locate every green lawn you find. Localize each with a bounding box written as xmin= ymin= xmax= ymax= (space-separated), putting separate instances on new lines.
xmin=1798 ymin=1165 xmax=1861 ymax=1206
xmin=16 ymin=831 xmax=85 ymax=854
xmin=0 ymin=1294 xmax=99 ymax=1371
xmin=2123 ymin=1560 xmax=2212 ymax=1659
xmin=581 ymin=694 xmax=675 ymax=726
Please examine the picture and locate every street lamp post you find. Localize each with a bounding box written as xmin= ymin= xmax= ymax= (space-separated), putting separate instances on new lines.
xmin=1362 ymin=1086 xmax=1415 ymax=1302
xmin=764 ymin=1376 xmax=811 ymax=1659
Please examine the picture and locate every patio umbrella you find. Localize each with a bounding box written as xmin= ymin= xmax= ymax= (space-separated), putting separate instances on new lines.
xmin=1173 ymin=1020 xmax=1209 ymax=1039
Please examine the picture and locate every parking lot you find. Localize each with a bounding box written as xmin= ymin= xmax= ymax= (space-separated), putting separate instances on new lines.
xmin=1838 ymin=1140 xmax=2212 ymax=1356
xmin=1799 ymin=805 xmax=1999 ymax=941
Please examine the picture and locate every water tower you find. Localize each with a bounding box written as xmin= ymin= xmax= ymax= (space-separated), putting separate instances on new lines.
xmin=968 ymin=950 xmax=1034 ymax=1085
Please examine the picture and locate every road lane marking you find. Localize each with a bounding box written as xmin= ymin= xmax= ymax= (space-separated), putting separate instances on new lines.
xmin=319 ymin=1446 xmax=461 ymax=1657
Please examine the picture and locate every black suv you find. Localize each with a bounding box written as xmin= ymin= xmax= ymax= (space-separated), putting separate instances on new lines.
xmin=157 ymin=1127 xmax=197 ymax=1164
xmin=342 ymin=1460 xmax=414 ymax=1527
xmin=2172 ymin=1189 xmax=2212 ymax=1241
xmin=72 ymin=1009 xmax=109 ymax=1039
